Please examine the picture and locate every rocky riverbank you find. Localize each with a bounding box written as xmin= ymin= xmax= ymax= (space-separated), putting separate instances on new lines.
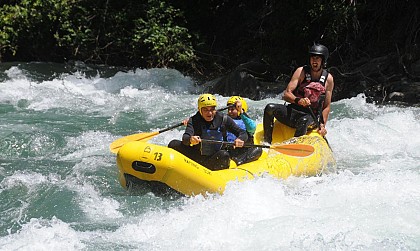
xmin=203 ymin=53 xmax=420 ymax=106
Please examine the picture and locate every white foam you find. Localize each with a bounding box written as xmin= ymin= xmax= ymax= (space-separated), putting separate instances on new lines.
xmin=1 ymin=66 xmax=420 ymax=250
xmin=0 ymin=217 xmax=85 ymax=251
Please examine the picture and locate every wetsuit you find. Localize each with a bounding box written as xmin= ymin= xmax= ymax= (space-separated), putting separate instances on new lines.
xmin=263 ymin=66 xmax=328 ymax=143
xmin=168 ymin=111 xmax=248 ymax=170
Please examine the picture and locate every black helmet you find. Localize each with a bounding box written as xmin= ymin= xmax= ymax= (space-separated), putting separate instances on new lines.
xmin=309 ymin=43 xmax=329 ymax=67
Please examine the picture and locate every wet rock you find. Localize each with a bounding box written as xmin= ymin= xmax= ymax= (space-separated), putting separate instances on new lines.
xmin=206 ymin=55 xmax=420 ymax=106
xmin=203 ymin=60 xmax=285 ymax=100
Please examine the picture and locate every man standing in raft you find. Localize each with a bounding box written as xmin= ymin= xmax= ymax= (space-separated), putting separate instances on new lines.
xmin=168 ymin=94 xmax=248 ymax=170
xmin=263 ymin=43 xmax=335 ymax=144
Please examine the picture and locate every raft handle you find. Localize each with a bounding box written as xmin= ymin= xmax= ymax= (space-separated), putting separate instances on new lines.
xmin=132 ymin=161 xmax=156 ymax=174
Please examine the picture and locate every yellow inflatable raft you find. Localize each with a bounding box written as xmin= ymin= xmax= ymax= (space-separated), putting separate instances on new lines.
xmin=116 ymin=122 xmax=335 ymax=196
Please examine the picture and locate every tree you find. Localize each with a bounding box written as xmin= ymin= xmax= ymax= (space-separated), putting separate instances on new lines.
xmin=133 ymin=0 xmax=197 ymax=69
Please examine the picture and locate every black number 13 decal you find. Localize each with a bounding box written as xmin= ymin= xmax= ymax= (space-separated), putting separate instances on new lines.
xmin=154 ymin=152 xmax=163 ymax=161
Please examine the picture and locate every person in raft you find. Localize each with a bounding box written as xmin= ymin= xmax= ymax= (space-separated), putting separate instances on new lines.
xmin=168 ymin=94 xmax=248 ymax=170
xmin=225 ymin=96 xmax=262 ymax=165
xmin=263 ymin=43 xmax=335 ymax=144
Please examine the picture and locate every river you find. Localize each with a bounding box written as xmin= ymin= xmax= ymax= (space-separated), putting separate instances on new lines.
xmin=0 ymin=62 xmax=419 ymax=250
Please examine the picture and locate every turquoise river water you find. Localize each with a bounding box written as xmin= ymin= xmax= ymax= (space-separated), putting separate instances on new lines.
xmin=0 ymin=62 xmax=419 ymax=250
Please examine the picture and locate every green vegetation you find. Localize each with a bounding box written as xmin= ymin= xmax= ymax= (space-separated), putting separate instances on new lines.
xmin=0 ymin=0 xmax=418 ymax=76
xmin=0 ymin=0 xmax=195 ymax=69
xmin=134 ymin=0 xmax=196 ymax=68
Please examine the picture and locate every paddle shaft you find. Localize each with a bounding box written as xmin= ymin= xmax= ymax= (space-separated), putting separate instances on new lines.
xmin=200 ymin=139 xmax=314 ymax=157
xmin=308 ymin=106 xmax=321 ymax=129
xmin=201 ymin=139 xmax=272 ymax=149
xmin=158 ymin=122 xmax=184 ymax=134
xmin=308 ymin=106 xmax=332 ymax=149
xmin=109 ymin=105 xmax=232 ymax=153
xmin=159 ymin=105 xmax=232 ymax=132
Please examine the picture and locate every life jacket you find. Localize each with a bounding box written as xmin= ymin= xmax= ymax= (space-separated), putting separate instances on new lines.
xmin=293 ymin=65 xmax=328 ymax=111
xmin=226 ymin=117 xmax=246 ymax=143
xmin=197 ymin=114 xmax=228 ymax=156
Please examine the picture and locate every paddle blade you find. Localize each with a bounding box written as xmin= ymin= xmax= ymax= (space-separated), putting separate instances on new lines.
xmin=109 ymin=132 xmax=159 ymax=154
xmin=271 ymin=144 xmax=315 ymax=157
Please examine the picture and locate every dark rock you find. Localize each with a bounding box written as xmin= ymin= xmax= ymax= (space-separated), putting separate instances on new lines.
xmin=206 ymin=55 xmax=420 ymax=106
xmin=385 ymin=81 xmax=420 ymax=104
xmin=203 ymin=60 xmax=286 ymax=100
xmin=411 ymin=59 xmax=420 ymax=76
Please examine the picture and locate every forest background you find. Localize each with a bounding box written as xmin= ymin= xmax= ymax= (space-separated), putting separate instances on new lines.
xmin=1 ymin=0 xmax=419 ymax=100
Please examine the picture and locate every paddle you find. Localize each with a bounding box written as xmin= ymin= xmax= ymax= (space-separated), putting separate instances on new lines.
xmin=109 ymin=123 xmax=184 ymax=153
xmin=109 ymin=105 xmax=232 ymax=154
xmin=201 ymin=139 xmax=314 ymax=157
xmin=308 ymin=106 xmax=332 ymax=150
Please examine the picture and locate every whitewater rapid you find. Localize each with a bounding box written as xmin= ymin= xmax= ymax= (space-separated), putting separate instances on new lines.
xmin=0 ymin=63 xmax=419 ymax=250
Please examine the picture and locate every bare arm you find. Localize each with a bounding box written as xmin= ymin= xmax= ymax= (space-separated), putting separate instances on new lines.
xmin=317 ymin=73 xmax=334 ymax=136
xmin=321 ymin=73 xmax=334 ymax=126
xmin=283 ymin=67 xmax=311 ymax=106
xmin=283 ymin=67 xmax=303 ymax=102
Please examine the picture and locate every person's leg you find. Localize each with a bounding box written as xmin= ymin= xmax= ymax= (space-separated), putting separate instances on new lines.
xmin=168 ymin=139 xmax=204 ymax=164
xmin=272 ymin=104 xmax=315 ymax=137
xmin=229 ymin=148 xmax=247 ymax=165
xmin=169 ymin=140 xmax=230 ymax=170
xmin=263 ymin=103 xmax=286 ymax=144
xmin=168 ymin=139 xmax=182 ymax=151
xmin=265 ymin=103 xmax=316 ymax=138
xmin=232 ymin=147 xmax=263 ymax=165
xmin=245 ymin=147 xmax=263 ymax=163
xmin=207 ymin=150 xmax=231 ymax=170
xmin=169 ymin=140 xmax=197 ymax=157
xmin=292 ymin=113 xmax=314 ymax=137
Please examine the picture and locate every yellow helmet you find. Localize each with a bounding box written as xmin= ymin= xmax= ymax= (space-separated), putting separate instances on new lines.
xmin=227 ymin=96 xmax=248 ymax=114
xmin=198 ymin=93 xmax=217 ymax=115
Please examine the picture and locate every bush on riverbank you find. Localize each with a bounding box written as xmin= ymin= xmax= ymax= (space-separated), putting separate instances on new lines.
xmin=1 ymin=0 xmax=419 ymax=81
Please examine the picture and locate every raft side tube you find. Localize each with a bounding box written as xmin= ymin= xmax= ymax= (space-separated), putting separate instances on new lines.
xmin=117 ymin=141 xmax=253 ymax=196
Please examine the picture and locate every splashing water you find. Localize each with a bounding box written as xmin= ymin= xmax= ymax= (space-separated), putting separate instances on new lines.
xmin=0 ymin=63 xmax=419 ymax=250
